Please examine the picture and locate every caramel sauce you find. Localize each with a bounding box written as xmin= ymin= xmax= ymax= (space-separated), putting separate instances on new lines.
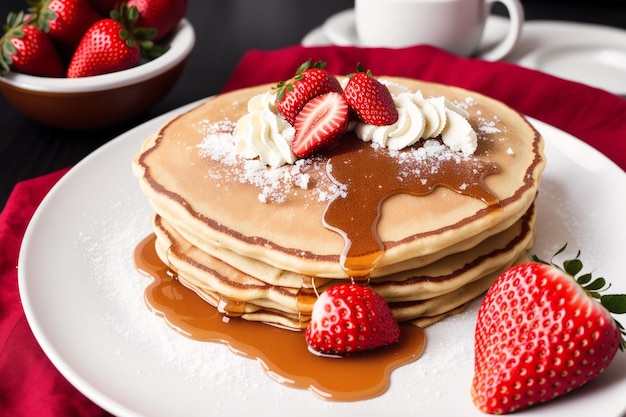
xmin=135 ymin=235 xmax=426 ymax=401
xmin=323 ymin=133 xmax=500 ymax=278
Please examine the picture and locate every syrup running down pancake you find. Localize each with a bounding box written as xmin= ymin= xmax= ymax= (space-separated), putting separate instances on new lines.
xmin=133 ymin=77 xmax=545 ymax=329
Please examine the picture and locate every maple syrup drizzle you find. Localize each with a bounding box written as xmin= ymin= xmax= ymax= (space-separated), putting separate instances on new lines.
xmin=135 ymin=235 xmax=426 ymax=401
xmin=323 ymin=133 xmax=500 ymax=279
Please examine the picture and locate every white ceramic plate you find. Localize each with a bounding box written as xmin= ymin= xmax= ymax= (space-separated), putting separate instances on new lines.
xmin=303 ymin=9 xmax=509 ymax=61
xmin=18 ymin=104 xmax=626 ymax=417
xmin=512 ymin=20 xmax=626 ymax=94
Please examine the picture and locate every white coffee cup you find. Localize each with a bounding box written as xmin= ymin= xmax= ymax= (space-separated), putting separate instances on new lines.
xmin=355 ymin=0 xmax=524 ymax=61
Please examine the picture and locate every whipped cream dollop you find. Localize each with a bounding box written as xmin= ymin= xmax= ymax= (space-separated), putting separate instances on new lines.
xmin=233 ymin=80 xmax=479 ymax=168
xmin=233 ymin=92 xmax=296 ymax=168
xmin=353 ymin=80 xmax=478 ymax=155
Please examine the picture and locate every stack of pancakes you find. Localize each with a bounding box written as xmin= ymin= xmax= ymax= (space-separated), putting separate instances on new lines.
xmin=132 ymin=77 xmax=545 ymax=330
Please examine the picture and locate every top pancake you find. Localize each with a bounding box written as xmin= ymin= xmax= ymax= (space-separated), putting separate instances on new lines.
xmin=133 ymin=77 xmax=545 ymax=278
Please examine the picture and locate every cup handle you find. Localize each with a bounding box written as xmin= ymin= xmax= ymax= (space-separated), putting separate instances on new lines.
xmin=479 ymin=0 xmax=524 ymax=61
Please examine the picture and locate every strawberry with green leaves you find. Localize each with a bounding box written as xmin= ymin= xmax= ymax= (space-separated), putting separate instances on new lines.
xmin=127 ymin=0 xmax=187 ymax=42
xmin=291 ymin=91 xmax=349 ymax=158
xmin=66 ymin=3 xmax=160 ymax=77
xmin=343 ymin=63 xmax=398 ymax=126
xmin=28 ymin=0 xmax=101 ymax=54
xmin=306 ymin=283 xmax=400 ymax=356
xmin=471 ymin=245 xmax=625 ymax=414
xmin=0 ymin=11 xmax=65 ymax=77
xmin=275 ymin=59 xmax=343 ymax=125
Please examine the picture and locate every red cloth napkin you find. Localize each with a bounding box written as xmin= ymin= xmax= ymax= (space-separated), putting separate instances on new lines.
xmin=0 ymin=168 xmax=112 ymax=417
xmin=224 ymin=45 xmax=626 ymax=171
xmin=2 ymin=45 xmax=625 ymax=417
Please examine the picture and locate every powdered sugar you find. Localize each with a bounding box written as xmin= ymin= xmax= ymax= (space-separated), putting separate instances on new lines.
xmin=195 ymin=117 xmax=341 ymax=204
xmin=456 ymin=96 xmax=503 ymax=138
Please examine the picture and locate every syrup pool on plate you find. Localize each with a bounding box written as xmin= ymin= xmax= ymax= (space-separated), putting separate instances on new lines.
xmin=134 ymin=234 xmax=426 ymax=401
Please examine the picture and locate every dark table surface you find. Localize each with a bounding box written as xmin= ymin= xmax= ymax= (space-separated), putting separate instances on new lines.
xmin=1 ymin=0 xmax=625 ymax=211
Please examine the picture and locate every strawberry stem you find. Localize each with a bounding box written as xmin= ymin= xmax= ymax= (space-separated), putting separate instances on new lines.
xmin=531 ymin=243 xmax=626 ymax=350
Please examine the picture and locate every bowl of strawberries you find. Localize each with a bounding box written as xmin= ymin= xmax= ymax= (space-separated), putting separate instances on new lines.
xmin=0 ymin=0 xmax=194 ymax=129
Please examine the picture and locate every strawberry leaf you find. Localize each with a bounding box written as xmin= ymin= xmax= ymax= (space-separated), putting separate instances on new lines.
xmin=294 ymin=58 xmax=312 ymax=75
xmin=602 ymin=294 xmax=626 ymax=314
xmin=563 ymin=258 xmax=583 ymax=276
xmin=554 ymin=243 xmax=568 ymax=257
xmin=585 ymin=277 xmax=607 ymax=291
xmin=577 ymin=272 xmax=592 ymax=285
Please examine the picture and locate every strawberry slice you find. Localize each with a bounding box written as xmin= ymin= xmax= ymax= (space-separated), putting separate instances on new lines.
xmin=291 ymin=91 xmax=349 ymax=158
xmin=306 ymin=283 xmax=400 ymax=356
xmin=471 ymin=244 xmax=626 ymax=414
xmin=343 ymin=64 xmax=398 ymax=126
xmin=275 ymin=59 xmax=343 ymax=125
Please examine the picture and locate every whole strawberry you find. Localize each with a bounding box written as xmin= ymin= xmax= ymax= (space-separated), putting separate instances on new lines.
xmin=472 ymin=245 xmax=626 ymax=414
xmin=28 ymin=0 xmax=101 ymax=54
xmin=306 ymin=283 xmax=400 ymax=356
xmin=127 ymin=0 xmax=187 ymax=42
xmin=66 ymin=3 xmax=157 ymax=77
xmin=343 ymin=64 xmax=398 ymax=126
xmin=292 ymin=92 xmax=349 ymax=158
xmin=0 ymin=11 xmax=64 ymax=77
xmin=275 ymin=59 xmax=343 ymax=125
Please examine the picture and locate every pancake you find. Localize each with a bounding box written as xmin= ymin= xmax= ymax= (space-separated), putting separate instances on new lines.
xmin=133 ymin=76 xmax=545 ymax=330
xmin=151 ymin=201 xmax=534 ymax=328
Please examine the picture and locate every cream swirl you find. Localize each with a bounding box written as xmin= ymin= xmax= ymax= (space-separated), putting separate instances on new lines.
xmin=233 ymin=92 xmax=296 ymax=168
xmin=354 ymin=82 xmax=478 ymax=155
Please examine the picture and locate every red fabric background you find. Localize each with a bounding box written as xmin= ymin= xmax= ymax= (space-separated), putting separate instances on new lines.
xmin=1 ymin=45 xmax=625 ymax=416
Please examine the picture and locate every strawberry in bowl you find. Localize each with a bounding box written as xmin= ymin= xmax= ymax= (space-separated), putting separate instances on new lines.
xmin=66 ymin=3 xmax=159 ymax=78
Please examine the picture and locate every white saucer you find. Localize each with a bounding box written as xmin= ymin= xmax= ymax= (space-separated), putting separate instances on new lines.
xmin=301 ymin=25 xmax=332 ymax=47
xmin=302 ymin=10 xmax=626 ymax=94
xmin=511 ymin=20 xmax=626 ymax=94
